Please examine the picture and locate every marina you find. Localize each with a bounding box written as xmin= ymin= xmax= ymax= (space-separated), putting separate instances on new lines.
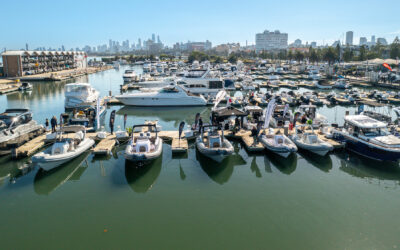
xmin=1 ymin=61 xmax=400 ymax=249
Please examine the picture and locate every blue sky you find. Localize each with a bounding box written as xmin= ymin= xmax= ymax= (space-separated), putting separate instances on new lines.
xmin=1 ymin=0 xmax=400 ymax=50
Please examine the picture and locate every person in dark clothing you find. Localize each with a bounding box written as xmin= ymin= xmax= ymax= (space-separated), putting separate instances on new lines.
xmin=251 ymin=126 xmax=258 ymax=136
xmin=198 ymin=117 xmax=203 ymax=132
xmin=50 ymin=116 xmax=57 ymax=133
xmin=109 ymin=118 xmax=114 ymax=134
xmin=45 ymin=118 xmax=49 ymax=131
xmin=300 ymin=114 xmax=308 ymax=124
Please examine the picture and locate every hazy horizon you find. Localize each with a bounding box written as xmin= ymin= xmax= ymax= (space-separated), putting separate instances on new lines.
xmin=1 ymin=0 xmax=400 ymax=50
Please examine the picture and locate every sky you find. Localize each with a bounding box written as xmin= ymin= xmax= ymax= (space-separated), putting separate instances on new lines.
xmin=1 ymin=0 xmax=400 ymax=50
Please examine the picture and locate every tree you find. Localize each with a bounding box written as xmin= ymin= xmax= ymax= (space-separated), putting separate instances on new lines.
xmin=323 ymin=47 xmax=337 ymax=65
xmin=228 ymin=53 xmax=238 ymax=64
xmin=358 ymin=45 xmax=367 ymax=61
xmin=287 ymin=50 xmax=294 ymax=61
xmin=309 ymin=47 xmax=319 ymax=64
xmin=343 ymin=47 xmax=354 ymax=62
xmin=390 ymin=36 xmax=400 ymax=59
xmin=294 ymin=50 xmax=304 ymax=62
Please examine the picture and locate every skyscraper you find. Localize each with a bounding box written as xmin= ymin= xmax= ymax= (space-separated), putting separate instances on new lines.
xmin=152 ymin=34 xmax=155 ymax=42
xmin=157 ymin=35 xmax=161 ymax=44
xmin=371 ymin=35 xmax=376 ymax=45
xmin=345 ymin=31 xmax=353 ymax=46
xmin=359 ymin=37 xmax=367 ymax=46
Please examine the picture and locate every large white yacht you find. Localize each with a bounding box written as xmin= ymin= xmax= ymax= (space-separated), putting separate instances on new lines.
xmin=115 ymin=85 xmax=207 ymax=107
xmin=64 ymin=83 xmax=99 ymax=109
xmin=177 ymin=69 xmax=224 ymax=96
xmin=123 ymin=70 xmax=137 ymax=82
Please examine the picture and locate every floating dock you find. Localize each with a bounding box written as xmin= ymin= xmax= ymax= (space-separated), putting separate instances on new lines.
xmin=225 ymin=130 xmax=265 ymax=152
xmin=92 ymin=134 xmax=117 ymax=155
xmin=0 ymin=84 xmax=21 ymax=94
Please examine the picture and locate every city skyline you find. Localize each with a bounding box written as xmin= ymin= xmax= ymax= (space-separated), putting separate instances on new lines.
xmin=1 ymin=0 xmax=400 ymax=50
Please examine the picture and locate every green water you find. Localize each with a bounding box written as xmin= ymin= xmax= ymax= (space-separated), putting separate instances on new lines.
xmin=1 ymin=66 xmax=400 ymax=249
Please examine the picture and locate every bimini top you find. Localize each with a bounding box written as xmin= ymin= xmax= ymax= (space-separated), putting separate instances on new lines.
xmin=344 ymin=115 xmax=387 ymax=129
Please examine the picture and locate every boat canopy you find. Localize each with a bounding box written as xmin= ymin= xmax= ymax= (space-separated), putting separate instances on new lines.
xmin=345 ymin=115 xmax=387 ymax=129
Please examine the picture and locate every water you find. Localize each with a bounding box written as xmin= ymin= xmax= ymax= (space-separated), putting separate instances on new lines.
xmin=1 ymin=66 xmax=400 ymax=249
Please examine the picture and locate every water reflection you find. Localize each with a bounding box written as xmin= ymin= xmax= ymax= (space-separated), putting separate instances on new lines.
xmin=337 ymin=152 xmax=400 ymax=184
xmin=298 ymin=151 xmax=333 ymax=173
xmin=124 ymin=157 xmax=162 ymax=193
xmin=265 ymin=151 xmax=297 ymax=175
xmin=197 ymin=147 xmax=247 ymax=185
xmin=0 ymin=156 xmax=34 ymax=186
xmin=33 ymin=152 xmax=90 ymax=195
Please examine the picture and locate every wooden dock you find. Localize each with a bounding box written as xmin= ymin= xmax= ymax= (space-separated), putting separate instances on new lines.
xmin=92 ymin=134 xmax=117 ymax=155
xmin=0 ymin=83 xmax=21 ymax=94
xmin=12 ymin=134 xmax=48 ymax=159
xmin=225 ymin=130 xmax=265 ymax=152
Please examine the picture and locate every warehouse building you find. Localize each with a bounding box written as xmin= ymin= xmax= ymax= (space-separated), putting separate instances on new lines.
xmin=1 ymin=50 xmax=87 ymax=77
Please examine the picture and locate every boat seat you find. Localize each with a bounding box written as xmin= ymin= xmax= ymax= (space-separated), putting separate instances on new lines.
xmin=209 ymin=136 xmax=221 ymax=148
xmin=275 ymin=135 xmax=284 ymax=145
xmin=307 ymin=134 xmax=318 ymax=144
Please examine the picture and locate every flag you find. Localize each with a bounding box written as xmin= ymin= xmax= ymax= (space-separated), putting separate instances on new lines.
xmin=178 ymin=121 xmax=185 ymax=140
xmin=213 ymin=90 xmax=226 ymax=110
xmin=96 ymin=98 xmax=100 ymax=130
xmin=383 ymin=63 xmax=392 ymax=71
xmin=263 ymin=99 xmax=276 ymax=129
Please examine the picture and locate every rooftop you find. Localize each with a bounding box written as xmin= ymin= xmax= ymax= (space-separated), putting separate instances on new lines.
xmin=345 ymin=115 xmax=387 ymax=129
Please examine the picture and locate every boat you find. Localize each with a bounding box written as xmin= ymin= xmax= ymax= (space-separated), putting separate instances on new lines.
xmin=64 ymin=83 xmax=99 ymax=110
xmin=332 ymin=115 xmax=400 ymax=162
xmin=0 ymin=109 xmax=44 ymax=154
xmin=123 ymin=70 xmax=137 ymax=82
xmin=31 ymin=125 xmax=95 ymax=171
xmin=315 ymin=80 xmax=332 ymax=89
xmin=18 ymin=82 xmax=32 ymax=91
xmin=115 ymin=85 xmax=207 ymax=107
xmin=296 ymin=105 xmax=327 ymax=128
xmin=65 ymin=105 xmax=106 ymax=131
xmin=308 ymin=72 xmax=321 ymax=80
xmin=259 ymin=129 xmax=297 ymax=158
xmin=178 ymin=69 xmax=224 ymax=96
xmin=196 ymin=125 xmax=234 ymax=162
xmin=334 ymin=79 xmax=351 ymax=89
xmin=290 ymin=126 xmax=333 ymax=156
xmin=124 ymin=124 xmax=163 ymax=164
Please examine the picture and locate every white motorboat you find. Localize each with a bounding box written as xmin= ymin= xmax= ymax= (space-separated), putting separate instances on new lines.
xmin=32 ymin=125 xmax=95 ymax=171
xmin=196 ymin=125 xmax=234 ymax=162
xmin=0 ymin=109 xmax=44 ymax=152
xmin=64 ymin=83 xmax=99 ymax=109
xmin=308 ymin=72 xmax=321 ymax=80
xmin=19 ymin=82 xmax=32 ymax=91
xmin=334 ymin=79 xmax=351 ymax=89
xmin=259 ymin=129 xmax=297 ymax=158
xmin=291 ymin=126 xmax=333 ymax=156
xmin=115 ymin=85 xmax=207 ymax=107
xmin=296 ymin=105 xmax=328 ymax=128
xmin=124 ymin=124 xmax=163 ymax=163
xmin=332 ymin=115 xmax=400 ymax=162
xmin=123 ymin=70 xmax=137 ymax=82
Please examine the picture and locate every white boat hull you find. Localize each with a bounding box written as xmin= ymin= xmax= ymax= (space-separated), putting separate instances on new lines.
xmin=32 ymin=138 xmax=95 ymax=171
xmin=116 ymin=96 xmax=206 ymax=106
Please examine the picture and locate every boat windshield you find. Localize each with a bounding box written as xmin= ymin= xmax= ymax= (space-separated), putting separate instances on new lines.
xmin=160 ymin=87 xmax=179 ymax=93
xmin=361 ymin=127 xmax=390 ymax=137
xmin=65 ymin=85 xmax=89 ymax=93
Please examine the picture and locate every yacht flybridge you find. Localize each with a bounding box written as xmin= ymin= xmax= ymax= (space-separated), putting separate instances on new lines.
xmin=64 ymin=83 xmax=99 ymax=110
xmin=123 ymin=70 xmax=137 ymax=82
xmin=333 ymin=115 xmax=400 ymax=162
xmin=177 ymin=69 xmax=224 ymax=96
xmin=115 ymin=85 xmax=207 ymax=107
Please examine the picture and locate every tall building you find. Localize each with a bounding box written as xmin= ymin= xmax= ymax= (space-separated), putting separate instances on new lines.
xmin=360 ymin=37 xmax=367 ymax=46
xmin=371 ymin=35 xmax=376 ymax=45
xmin=25 ymin=43 xmax=28 ymax=51
xmin=157 ymin=35 xmax=161 ymax=44
xmin=294 ymin=39 xmax=302 ymax=47
xmin=255 ymin=30 xmax=288 ymax=52
xmin=138 ymin=38 xmax=142 ymax=49
xmin=152 ymin=34 xmax=155 ymax=42
xmin=310 ymin=42 xmax=317 ymax=48
xmin=345 ymin=31 xmax=353 ymax=46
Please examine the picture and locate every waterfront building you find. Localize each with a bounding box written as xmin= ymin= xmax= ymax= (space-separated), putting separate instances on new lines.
xmin=345 ymin=31 xmax=353 ymax=45
xmin=310 ymin=42 xmax=317 ymax=48
xmin=255 ymin=30 xmax=288 ymax=52
xmin=1 ymin=50 xmax=87 ymax=77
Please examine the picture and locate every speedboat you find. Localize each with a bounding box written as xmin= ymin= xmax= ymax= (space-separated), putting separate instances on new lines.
xmin=196 ymin=125 xmax=234 ymax=162
xmin=123 ymin=70 xmax=137 ymax=82
xmin=32 ymin=125 xmax=95 ymax=171
xmin=124 ymin=124 xmax=163 ymax=163
xmin=290 ymin=126 xmax=333 ymax=156
xmin=259 ymin=129 xmax=297 ymax=158
xmin=332 ymin=115 xmax=400 ymax=162
xmin=19 ymin=82 xmax=32 ymax=91
xmin=296 ymin=105 xmax=328 ymax=128
xmin=64 ymin=83 xmax=99 ymax=109
xmin=0 ymin=109 xmax=44 ymax=153
xmin=115 ymin=85 xmax=207 ymax=107
xmin=334 ymin=79 xmax=351 ymax=89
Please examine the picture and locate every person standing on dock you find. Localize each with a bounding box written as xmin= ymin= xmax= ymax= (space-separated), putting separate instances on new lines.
xmin=50 ymin=116 xmax=57 ymax=133
xmin=45 ymin=118 xmax=49 ymax=131
xmin=109 ymin=117 xmax=114 ymax=135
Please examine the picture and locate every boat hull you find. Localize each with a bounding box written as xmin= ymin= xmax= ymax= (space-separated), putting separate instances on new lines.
xmin=124 ymin=138 xmax=163 ymax=163
xmin=116 ymin=96 xmax=206 ymax=107
xmin=196 ymin=138 xmax=234 ymax=163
